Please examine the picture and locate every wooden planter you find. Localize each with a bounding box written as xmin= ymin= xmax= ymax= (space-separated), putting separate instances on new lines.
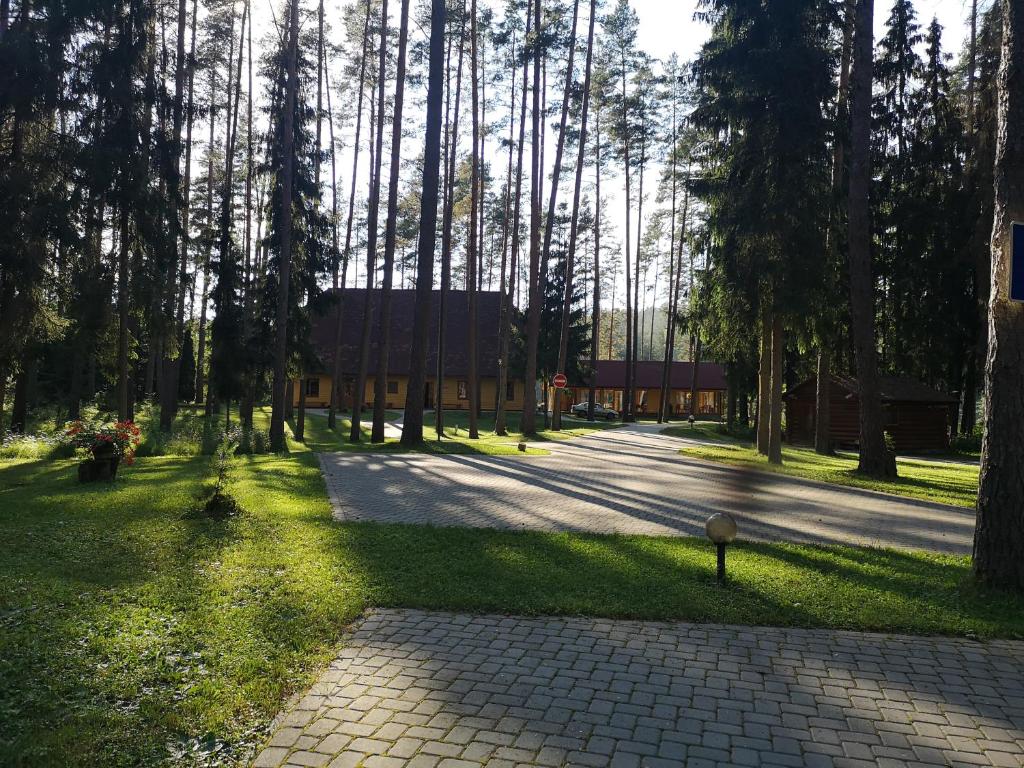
xmin=78 ymin=444 xmax=121 ymax=483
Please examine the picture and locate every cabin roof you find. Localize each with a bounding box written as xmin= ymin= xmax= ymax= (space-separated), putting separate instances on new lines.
xmin=308 ymin=288 xmax=503 ymax=378
xmin=587 ymin=360 xmax=727 ymax=390
xmin=787 ymin=374 xmax=957 ymax=404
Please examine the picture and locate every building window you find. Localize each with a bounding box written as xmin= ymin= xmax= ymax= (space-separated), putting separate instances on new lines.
xmin=305 ymin=378 xmax=320 ymax=397
xmin=458 ymin=381 xmax=468 ymax=400
xmin=387 ymin=380 xmax=399 ymax=395
xmin=506 ymin=381 xmax=515 ymax=401
xmin=698 ymin=391 xmax=717 ymax=414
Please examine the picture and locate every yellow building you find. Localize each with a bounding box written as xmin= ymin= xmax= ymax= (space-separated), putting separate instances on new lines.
xmin=291 ymin=288 xmax=526 ymax=412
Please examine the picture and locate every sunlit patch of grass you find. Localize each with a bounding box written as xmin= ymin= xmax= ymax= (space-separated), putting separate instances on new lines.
xmin=0 ymin=437 xmax=1008 ymax=766
xmin=677 ymin=440 xmax=978 ymax=508
xmin=294 ymin=409 xmax=617 ymax=456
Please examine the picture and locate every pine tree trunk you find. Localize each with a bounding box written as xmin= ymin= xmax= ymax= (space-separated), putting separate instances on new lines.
xmin=117 ymin=204 xmax=131 ymax=422
xmin=494 ymin=24 xmax=519 ymax=436
xmin=554 ymin=0 xmax=594 ymax=431
xmin=688 ymin=335 xmax=702 ymax=422
xmin=756 ymin=304 xmax=770 ymax=455
xmin=496 ymin=0 xmax=531 ymax=436
xmin=268 ymin=0 xmax=299 ymax=451
xmin=350 ymin=0 xmax=390 ymax=443
xmin=631 ymin=148 xmax=645 ymax=417
xmin=400 ymin=0 xmax=446 ymax=445
xmin=10 ymin=360 xmax=32 ymax=433
xmin=521 ymin=0 xmax=543 ymax=436
xmin=620 ymin=49 xmax=633 ymax=423
xmin=973 ymin=0 xmax=1024 ymax=591
xmin=587 ymin=101 xmax=601 ymax=421
xmin=814 ymin=349 xmax=832 ymax=453
xmin=542 ymin=0 xmax=581 ymax=399
xmin=436 ymin=4 xmax=467 ymax=437
xmin=327 ymin=0 xmax=372 ymax=431
xmin=240 ymin=1 xmax=254 ymax=429
xmin=195 ymin=70 xmax=216 ymax=407
xmin=465 ymin=0 xmax=481 ymax=439
xmin=847 ymin=0 xmax=895 ymax=477
xmin=768 ymin=315 xmax=784 ymax=465
xmin=371 ymin=0 xmax=411 ymax=443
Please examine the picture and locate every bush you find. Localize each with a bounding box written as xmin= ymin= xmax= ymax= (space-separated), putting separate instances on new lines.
xmin=951 ymin=424 xmax=983 ymax=454
xmin=234 ymin=426 xmax=270 ymax=455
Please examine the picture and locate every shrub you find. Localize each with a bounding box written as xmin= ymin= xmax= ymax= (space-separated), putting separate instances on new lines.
xmin=951 ymin=424 xmax=983 ymax=454
xmin=189 ymin=435 xmax=244 ymax=519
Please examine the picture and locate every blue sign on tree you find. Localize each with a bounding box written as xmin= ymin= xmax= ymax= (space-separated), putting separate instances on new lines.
xmin=1013 ymin=222 xmax=1024 ymax=303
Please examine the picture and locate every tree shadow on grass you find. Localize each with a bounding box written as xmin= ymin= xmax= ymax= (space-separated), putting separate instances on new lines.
xmin=326 ymin=519 xmax=1024 ymax=638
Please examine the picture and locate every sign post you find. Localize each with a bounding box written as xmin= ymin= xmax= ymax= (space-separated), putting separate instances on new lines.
xmin=552 ymin=373 xmax=568 ymax=390
xmin=1011 ymin=222 xmax=1024 ymax=303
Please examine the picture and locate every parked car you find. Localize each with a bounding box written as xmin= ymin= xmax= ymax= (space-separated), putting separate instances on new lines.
xmin=571 ymin=402 xmax=619 ymax=421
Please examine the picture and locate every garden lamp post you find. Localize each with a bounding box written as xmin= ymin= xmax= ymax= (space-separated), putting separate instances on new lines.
xmin=705 ymin=513 xmax=738 ymax=584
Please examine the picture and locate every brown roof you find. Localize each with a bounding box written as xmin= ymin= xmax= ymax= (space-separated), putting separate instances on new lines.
xmin=309 ymin=288 xmax=503 ymax=378
xmin=788 ymin=375 xmax=957 ymax=404
xmin=586 ymin=360 xmax=727 ymax=390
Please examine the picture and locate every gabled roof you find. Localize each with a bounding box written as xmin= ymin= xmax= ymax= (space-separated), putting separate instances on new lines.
xmin=788 ymin=374 xmax=957 ymax=404
xmin=308 ymin=288 xmax=503 ymax=377
xmin=586 ymin=360 xmax=727 ymax=390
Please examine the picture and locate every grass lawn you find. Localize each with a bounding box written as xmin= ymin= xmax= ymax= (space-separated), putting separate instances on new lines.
xmin=664 ymin=423 xmax=979 ymax=508
xmin=293 ymin=407 xmax=618 ymax=456
xmin=4 ymin=400 xmax=618 ymax=460
xmin=2 ymin=440 xmax=1022 ymax=765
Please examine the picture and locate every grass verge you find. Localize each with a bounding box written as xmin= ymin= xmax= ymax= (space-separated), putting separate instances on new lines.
xmin=1 ymin=446 xmax=1014 ymax=765
xmin=664 ymin=426 xmax=978 ymax=508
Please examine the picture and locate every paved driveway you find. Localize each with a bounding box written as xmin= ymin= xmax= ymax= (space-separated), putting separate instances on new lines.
xmin=255 ymin=610 xmax=1024 ymax=768
xmin=319 ymin=423 xmax=974 ymax=554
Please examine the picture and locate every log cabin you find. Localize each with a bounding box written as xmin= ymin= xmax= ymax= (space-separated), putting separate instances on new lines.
xmin=292 ymin=289 xmax=526 ymax=412
xmin=564 ymin=360 xmax=728 ymax=418
xmin=785 ymin=375 xmax=958 ymax=452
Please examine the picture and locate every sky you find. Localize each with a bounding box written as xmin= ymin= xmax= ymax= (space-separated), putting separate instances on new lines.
xmin=242 ymin=0 xmax=978 ymax=299
xmin=630 ymin=0 xmax=972 ymax=62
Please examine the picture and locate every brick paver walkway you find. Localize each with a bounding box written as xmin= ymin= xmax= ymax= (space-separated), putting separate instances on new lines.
xmin=319 ymin=423 xmax=975 ymax=554
xmin=255 ymin=610 xmax=1024 ymax=768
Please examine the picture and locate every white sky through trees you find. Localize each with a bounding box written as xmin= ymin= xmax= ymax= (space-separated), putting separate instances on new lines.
xmin=237 ymin=0 xmax=972 ymax=308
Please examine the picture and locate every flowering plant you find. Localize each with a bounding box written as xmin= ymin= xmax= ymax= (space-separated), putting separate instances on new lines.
xmin=66 ymin=420 xmax=142 ymax=466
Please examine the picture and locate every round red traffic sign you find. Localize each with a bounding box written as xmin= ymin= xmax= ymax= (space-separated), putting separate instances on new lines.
xmin=552 ymin=373 xmax=568 ymax=389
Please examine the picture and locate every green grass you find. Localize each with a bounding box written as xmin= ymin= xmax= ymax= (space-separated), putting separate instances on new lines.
xmin=667 ymin=429 xmax=979 ymax=508
xmin=294 ymin=408 xmax=618 ymax=456
xmin=1 ymin=424 xmax=1014 ymax=765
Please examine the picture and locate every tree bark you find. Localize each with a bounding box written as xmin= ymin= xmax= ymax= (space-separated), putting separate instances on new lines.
xmin=327 ymin=0 xmax=372 ymax=431
xmin=371 ymin=0 xmax=411 ymax=443
xmin=619 ymin=44 xmax=634 ymax=422
xmin=814 ymin=350 xmax=832 ymax=453
xmin=157 ymin=0 xmax=190 ymax=431
xmin=350 ymin=0 xmax=390 ymax=443
xmin=117 ymin=203 xmax=131 ymax=422
xmin=847 ymin=0 xmax=895 ymax=477
xmin=587 ymin=100 xmax=601 ymax=421
xmin=435 ymin=3 xmax=467 ymax=437
xmin=974 ymin=0 xmax=1024 ymax=591
xmin=195 ymin=68 xmax=216 ymax=406
xmin=269 ymin=0 xmax=299 ymax=451
xmin=521 ymin=0 xmax=543 ymax=436
xmin=464 ymin=0 xmax=482 ymax=438
xmin=496 ymin=0 xmax=531 ymax=436
xmin=756 ymin=304 xmax=770 ymax=455
xmin=400 ymin=0 xmax=446 ymax=445
xmin=553 ymin=0 xmax=594 ymax=431
xmin=768 ymin=315 xmax=784 ymax=465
